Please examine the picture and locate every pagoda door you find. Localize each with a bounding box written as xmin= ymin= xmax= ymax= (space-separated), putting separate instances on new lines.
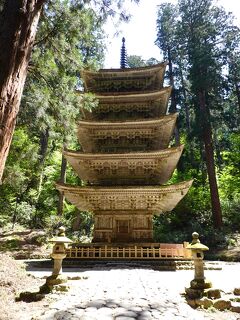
xmin=114 ymin=218 xmax=132 ymax=242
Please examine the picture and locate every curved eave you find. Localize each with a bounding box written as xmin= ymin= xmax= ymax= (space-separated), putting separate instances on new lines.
xmin=56 ymin=180 xmax=193 ymax=214
xmin=81 ymin=62 xmax=167 ymax=78
xmin=93 ymin=87 xmax=172 ymax=100
xmin=64 ymin=145 xmax=184 ymax=185
xmin=77 ymin=86 xmax=172 ymax=99
xmin=64 ymin=145 xmax=183 ymax=160
xmin=57 ymin=180 xmax=192 ymax=193
xmin=77 ymin=113 xmax=177 ymax=129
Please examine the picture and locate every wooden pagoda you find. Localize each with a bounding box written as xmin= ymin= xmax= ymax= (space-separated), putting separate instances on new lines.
xmin=56 ymin=61 xmax=193 ymax=259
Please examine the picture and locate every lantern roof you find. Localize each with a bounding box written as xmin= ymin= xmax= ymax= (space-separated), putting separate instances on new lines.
xmin=186 ymin=232 xmax=209 ymax=251
xmin=49 ymin=226 xmax=73 ymax=244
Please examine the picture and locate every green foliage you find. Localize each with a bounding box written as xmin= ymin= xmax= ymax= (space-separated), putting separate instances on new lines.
xmin=155 ymin=2 xmax=179 ymax=60
xmin=218 ymin=133 xmax=240 ymax=200
xmin=1 ymin=238 xmax=20 ymax=251
xmin=153 ymin=132 xmax=239 ymax=246
xmin=154 ymin=184 xmax=212 ymax=242
xmin=80 ymin=92 xmax=99 ymax=112
xmin=221 ymin=196 xmax=240 ymax=230
xmin=127 ymin=55 xmax=146 ymax=68
xmin=20 ymin=1 xmax=105 ymax=139
xmin=155 ymin=0 xmax=240 ymax=230
xmin=0 ymin=1 xmax=106 ymax=231
xmin=127 ymin=55 xmax=160 ymax=68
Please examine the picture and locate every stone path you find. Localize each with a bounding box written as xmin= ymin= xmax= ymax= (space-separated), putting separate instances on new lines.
xmin=32 ymin=265 xmax=240 ymax=320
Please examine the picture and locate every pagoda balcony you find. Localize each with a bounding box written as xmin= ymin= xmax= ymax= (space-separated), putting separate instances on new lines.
xmin=65 ymin=242 xmax=192 ymax=260
xmin=64 ymin=145 xmax=184 ymax=186
xmin=77 ymin=113 xmax=177 ymax=153
xmin=81 ymin=62 xmax=167 ymax=93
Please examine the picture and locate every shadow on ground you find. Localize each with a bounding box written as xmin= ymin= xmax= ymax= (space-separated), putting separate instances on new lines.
xmin=42 ymin=297 xmax=174 ymax=320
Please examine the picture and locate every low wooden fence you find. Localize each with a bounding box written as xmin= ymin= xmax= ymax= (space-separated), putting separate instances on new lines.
xmin=66 ymin=243 xmax=191 ymax=260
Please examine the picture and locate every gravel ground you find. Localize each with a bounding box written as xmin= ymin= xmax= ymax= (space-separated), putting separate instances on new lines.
xmin=24 ymin=262 xmax=240 ymax=320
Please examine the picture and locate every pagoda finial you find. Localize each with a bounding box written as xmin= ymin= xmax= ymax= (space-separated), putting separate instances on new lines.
xmin=120 ymin=37 xmax=127 ymax=69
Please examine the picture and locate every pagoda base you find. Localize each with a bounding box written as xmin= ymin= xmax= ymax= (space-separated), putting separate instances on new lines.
xmin=93 ymin=211 xmax=154 ymax=243
xmin=66 ymin=242 xmax=191 ymax=260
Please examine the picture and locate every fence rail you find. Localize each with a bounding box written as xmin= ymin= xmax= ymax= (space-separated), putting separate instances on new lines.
xmin=66 ymin=243 xmax=191 ymax=260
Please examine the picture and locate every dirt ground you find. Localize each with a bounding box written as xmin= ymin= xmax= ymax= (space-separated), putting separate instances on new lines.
xmin=0 ymin=254 xmax=46 ymax=320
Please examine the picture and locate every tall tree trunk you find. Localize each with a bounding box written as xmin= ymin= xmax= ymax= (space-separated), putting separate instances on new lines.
xmin=39 ymin=128 xmax=49 ymax=164
xmin=234 ymin=75 xmax=240 ymax=114
xmin=198 ymin=90 xmax=223 ymax=228
xmin=213 ymin=130 xmax=223 ymax=169
xmin=167 ymin=47 xmax=180 ymax=146
xmin=12 ymin=195 xmax=20 ymax=229
xmin=35 ymin=128 xmax=49 ymax=202
xmin=57 ymin=142 xmax=67 ymax=216
xmin=0 ymin=0 xmax=44 ymax=183
xmin=72 ymin=210 xmax=82 ymax=231
xmin=178 ymin=61 xmax=191 ymax=133
xmin=33 ymin=128 xmax=49 ymax=226
xmin=177 ymin=58 xmax=196 ymax=173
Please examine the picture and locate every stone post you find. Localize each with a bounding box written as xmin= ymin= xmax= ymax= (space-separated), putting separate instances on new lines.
xmin=191 ymin=232 xmax=205 ymax=281
xmin=51 ymin=242 xmax=66 ymax=276
xmin=40 ymin=226 xmax=72 ymax=292
xmin=185 ymin=232 xmax=212 ymax=299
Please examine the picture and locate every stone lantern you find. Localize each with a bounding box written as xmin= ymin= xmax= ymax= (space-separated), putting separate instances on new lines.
xmin=185 ymin=232 xmax=212 ymax=299
xmin=45 ymin=226 xmax=72 ymax=288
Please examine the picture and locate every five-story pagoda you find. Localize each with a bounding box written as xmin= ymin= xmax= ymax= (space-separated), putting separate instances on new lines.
xmin=57 ymin=40 xmax=192 ymax=258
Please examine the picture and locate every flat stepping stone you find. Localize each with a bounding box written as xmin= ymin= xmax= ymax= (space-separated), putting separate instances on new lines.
xmin=231 ymin=301 xmax=240 ymax=312
xmin=98 ymin=307 xmax=113 ymax=315
xmin=85 ymin=307 xmax=98 ymax=312
xmin=87 ymin=301 xmax=105 ymax=308
xmin=79 ymin=316 xmax=95 ymax=320
xmin=71 ymin=309 xmax=85 ymax=317
xmin=115 ymin=311 xmax=138 ymax=317
xmin=115 ymin=317 xmax=137 ymax=320
xmin=54 ymin=311 xmax=73 ymax=320
xmin=106 ymin=302 xmax=118 ymax=308
xmin=130 ymin=306 xmax=142 ymax=313
xmin=138 ymin=310 xmax=151 ymax=317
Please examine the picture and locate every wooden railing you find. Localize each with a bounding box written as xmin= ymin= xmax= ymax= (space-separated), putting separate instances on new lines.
xmin=66 ymin=243 xmax=191 ymax=260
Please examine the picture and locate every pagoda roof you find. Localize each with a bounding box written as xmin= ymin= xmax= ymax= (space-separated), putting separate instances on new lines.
xmin=77 ymin=113 xmax=177 ymax=153
xmin=56 ymin=180 xmax=193 ymax=214
xmin=81 ymin=62 xmax=167 ymax=93
xmin=64 ymin=145 xmax=184 ymax=186
xmin=81 ymin=87 xmax=172 ymax=121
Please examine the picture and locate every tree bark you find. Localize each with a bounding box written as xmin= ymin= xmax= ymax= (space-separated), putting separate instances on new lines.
xmin=234 ymin=75 xmax=240 ymax=115
xmin=35 ymin=128 xmax=49 ymax=204
xmin=0 ymin=0 xmax=44 ymax=183
xmin=72 ymin=210 xmax=82 ymax=231
xmin=167 ymin=47 xmax=180 ymax=146
xmin=57 ymin=143 xmax=67 ymax=216
xmin=39 ymin=128 xmax=49 ymax=164
xmin=178 ymin=60 xmax=191 ymax=133
xmin=198 ymin=90 xmax=223 ymax=228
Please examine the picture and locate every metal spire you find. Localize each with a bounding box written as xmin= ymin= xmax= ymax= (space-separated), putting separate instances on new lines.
xmin=120 ymin=37 xmax=127 ymax=69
